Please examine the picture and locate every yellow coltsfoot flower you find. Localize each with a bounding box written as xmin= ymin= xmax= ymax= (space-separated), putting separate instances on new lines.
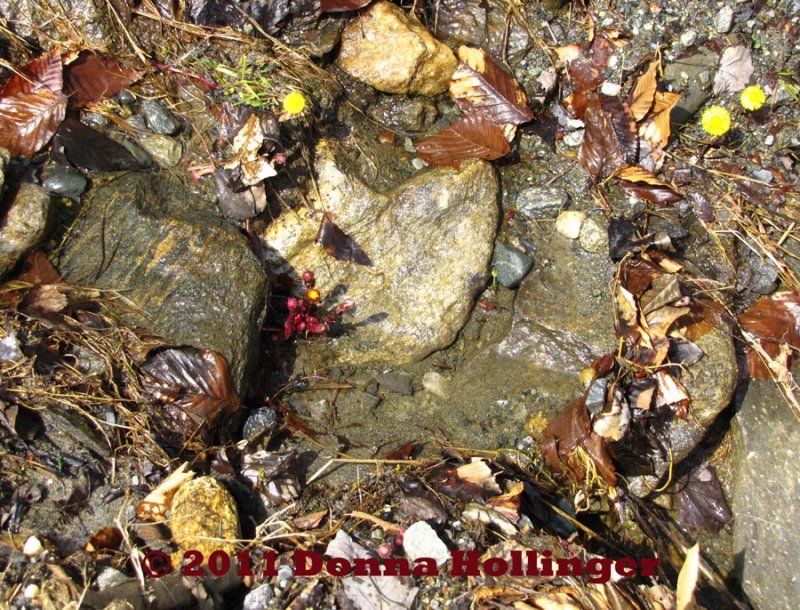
xmin=282 ymin=91 xmax=307 ymax=115
xmin=701 ymin=105 xmax=731 ymax=137
xmin=740 ymin=85 xmax=767 ymax=111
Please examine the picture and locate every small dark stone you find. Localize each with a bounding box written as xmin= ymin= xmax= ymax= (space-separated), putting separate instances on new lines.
xmin=116 ymin=90 xmax=135 ymax=105
xmin=141 ymin=99 xmax=180 ymax=135
xmin=41 ymin=165 xmax=87 ymax=200
xmin=243 ymin=407 xmax=278 ymax=439
xmin=80 ymin=112 xmax=108 ymax=129
xmin=375 ymin=372 xmax=414 ymax=395
xmin=492 ymin=240 xmax=534 ymax=288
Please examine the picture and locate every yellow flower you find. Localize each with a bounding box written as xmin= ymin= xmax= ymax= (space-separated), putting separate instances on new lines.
xmin=740 ymin=85 xmax=766 ymax=111
xmin=282 ymin=91 xmax=306 ymax=115
xmin=700 ymin=105 xmax=731 ymax=137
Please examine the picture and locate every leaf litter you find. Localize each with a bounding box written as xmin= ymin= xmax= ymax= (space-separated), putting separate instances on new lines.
xmin=0 ymin=2 xmax=797 ymax=609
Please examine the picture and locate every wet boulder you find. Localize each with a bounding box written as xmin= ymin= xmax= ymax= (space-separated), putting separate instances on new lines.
xmin=431 ymin=0 xmax=533 ymax=67
xmin=450 ymin=232 xmax=617 ymax=444
xmin=337 ymin=1 xmax=457 ymax=96
xmin=730 ymin=380 xmax=800 ymax=610
xmin=57 ymin=172 xmax=268 ymax=395
xmin=261 ymin=139 xmax=498 ymax=366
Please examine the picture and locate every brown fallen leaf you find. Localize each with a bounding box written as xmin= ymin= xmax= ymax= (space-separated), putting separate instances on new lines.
xmin=629 ymin=58 xmax=659 ymax=121
xmin=0 ymin=89 xmax=67 ymax=157
xmin=85 ymin=526 xmax=123 ymax=553
xmin=578 ymin=94 xmax=637 ymax=183
xmin=416 ymin=111 xmax=511 ymax=168
xmin=316 ymin=213 xmax=372 ymax=266
xmin=292 ymin=510 xmax=327 ymax=531
xmin=487 ymin=481 xmax=524 ymax=523
xmin=541 ymin=391 xmax=618 ymax=487
xmin=654 ymin=371 xmax=690 ymax=417
xmin=0 ymin=50 xmax=63 ymax=97
xmin=739 ymin=291 xmax=800 ymax=379
xmin=141 ymin=348 xmax=240 ymax=448
xmin=615 ymin=165 xmax=683 ymax=205
xmin=559 ymin=34 xmax=617 ymax=120
xmin=64 ymin=51 xmax=141 ymax=107
xmin=449 ymin=46 xmax=533 ymax=126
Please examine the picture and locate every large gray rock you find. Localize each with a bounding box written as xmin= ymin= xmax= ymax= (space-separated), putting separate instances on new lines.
xmin=0 ymin=182 xmax=52 ymax=278
xmin=57 ymin=172 xmax=268 ymax=395
xmin=451 ymin=233 xmax=617 ymax=437
xmin=261 ymin=139 xmax=498 ymax=365
xmin=731 ymin=380 xmax=800 ymax=610
xmin=663 ymin=48 xmax=719 ymax=124
xmin=337 ymin=2 xmax=457 ymax=96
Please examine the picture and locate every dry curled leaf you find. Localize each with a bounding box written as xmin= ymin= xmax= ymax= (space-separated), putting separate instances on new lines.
xmin=415 ymin=112 xmax=510 ymax=168
xmin=136 ymin=463 xmax=195 ymax=521
xmin=541 ymin=391 xmax=618 ymax=487
xmin=449 ymin=46 xmax=533 ymax=126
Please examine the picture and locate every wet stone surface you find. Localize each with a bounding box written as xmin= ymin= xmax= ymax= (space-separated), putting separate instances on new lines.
xmin=57 ymin=172 xmax=268 ymax=395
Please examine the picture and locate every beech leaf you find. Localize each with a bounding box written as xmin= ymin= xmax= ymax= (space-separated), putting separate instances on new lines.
xmin=64 ymin=51 xmax=141 ymax=107
xmin=0 ymin=90 xmax=67 ymax=157
xmin=628 ymin=59 xmax=658 ymax=121
xmin=739 ymin=291 xmax=800 ymax=379
xmin=141 ymin=347 xmax=240 ymax=447
xmin=415 ymin=112 xmax=510 ymax=168
xmin=449 ymin=46 xmax=533 ymax=126
xmin=0 ymin=50 xmax=63 ymax=97
xmin=615 ymin=164 xmax=683 ymax=205
xmin=578 ymin=94 xmax=637 ymax=182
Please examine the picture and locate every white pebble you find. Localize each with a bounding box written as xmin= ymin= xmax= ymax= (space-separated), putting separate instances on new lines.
xmin=23 ymin=584 xmax=39 ymax=599
xmin=680 ymin=30 xmax=697 ymax=46
xmin=23 ymin=536 xmax=43 ymax=557
xmin=422 ymin=372 xmax=452 ymax=399
xmin=555 ymin=211 xmax=587 ymax=240
xmin=403 ymin=521 xmax=450 ymax=566
xmin=716 ymin=6 xmax=734 ymax=33
xmin=601 ymin=81 xmax=621 ymax=96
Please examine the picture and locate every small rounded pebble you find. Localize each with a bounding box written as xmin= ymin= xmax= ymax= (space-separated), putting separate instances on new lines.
xmin=23 ymin=536 xmax=43 ymax=557
xmin=555 ymin=211 xmax=587 ymax=239
xmin=23 ymin=584 xmax=39 ymax=599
